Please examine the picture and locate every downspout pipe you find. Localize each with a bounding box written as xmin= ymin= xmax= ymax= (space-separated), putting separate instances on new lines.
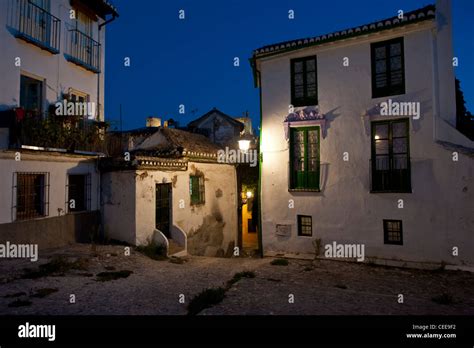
xmin=96 ymin=12 xmax=118 ymax=241
xmin=97 ymin=13 xmax=118 ymax=123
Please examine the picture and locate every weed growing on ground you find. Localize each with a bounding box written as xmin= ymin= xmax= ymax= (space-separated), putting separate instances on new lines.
xmin=187 ymin=287 xmax=226 ymax=315
xmin=271 ymin=258 xmax=289 ymax=266
xmin=96 ymin=270 xmax=133 ymax=282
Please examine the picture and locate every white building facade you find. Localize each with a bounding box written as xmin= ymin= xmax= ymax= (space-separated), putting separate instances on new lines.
xmin=101 ymin=127 xmax=238 ymax=257
xmin=252 ymin=0 xmax=474 ymax=268
xmin=0 ymin=0 xmax=118 ymax=249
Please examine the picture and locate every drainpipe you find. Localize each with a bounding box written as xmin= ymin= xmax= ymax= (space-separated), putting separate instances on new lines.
xmin=97 ymin=13 xmax=118 ymax=123
xmin=96 ymin=13 xmax=117 ymax=241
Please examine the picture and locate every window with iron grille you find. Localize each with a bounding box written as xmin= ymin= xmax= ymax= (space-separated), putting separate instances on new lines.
xmin=371 ymin=119 xmax=411 ymax=192
xmin=291 ymin=56 xmax=318 ymax=107
xmin=297 ymin=215 xmax=312 ymax=236
xmin=66 ymin=174 xmax=91 ymax=212
xmin=289 ymin=127 xmax=320 ymax=191
xmin=13 ymin=172 xmax=49 ymax=220
xmin=371 ymin=37 xmax=405 ymax=98
xmin=190 ymin=175 xmax=205 ymax=205
xmin=383 ymin=219 xmax=403 ymax=245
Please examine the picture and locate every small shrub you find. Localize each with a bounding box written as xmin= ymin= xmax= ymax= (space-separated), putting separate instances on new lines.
xmin=312 ymin=238 xmax=322 ymax=258
xmin=271 ymin=258 xmax=289 ymax=266
xmin=187 ymin=287 xmax=226 ymax=315
xmin=96 ymin=270 xmax=133 ymax=282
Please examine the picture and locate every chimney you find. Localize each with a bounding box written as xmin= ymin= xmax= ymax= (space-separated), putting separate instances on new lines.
xmin=146 ymin=117 xmax=161 ymax=127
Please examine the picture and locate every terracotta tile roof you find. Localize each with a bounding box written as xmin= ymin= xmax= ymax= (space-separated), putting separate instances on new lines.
xmin=252 ymin=4 xmax=435 ymax=60
xmin=132 ymin=128 xmax=222 ymax=160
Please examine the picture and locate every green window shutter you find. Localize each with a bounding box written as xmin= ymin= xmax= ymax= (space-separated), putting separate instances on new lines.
xmin=190 ymin=175 xmax=204 ymax=204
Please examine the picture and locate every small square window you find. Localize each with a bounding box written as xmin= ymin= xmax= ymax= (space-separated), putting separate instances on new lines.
xmin=383 ymin=219 xmax=403 ymax=245
xmin=297 ymin=215 xmax=312 ymax=236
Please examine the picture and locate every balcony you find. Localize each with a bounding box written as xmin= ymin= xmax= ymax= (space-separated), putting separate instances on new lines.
xmin=65 ymin=29 xmax=101 ymax=73
xmin=8 ymin=0 xmax=61 ymax=54
xmin=2 ymin=108 xmax=108 ymax=154
xmin=370 ymin=157 xmax=412 ymax=193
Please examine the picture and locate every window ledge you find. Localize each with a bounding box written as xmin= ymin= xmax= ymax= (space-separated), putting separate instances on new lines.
xmin=289 ymin=189 xmax=321 ymax=193
xmin=370 ymin=190 xmax=412 ymax=194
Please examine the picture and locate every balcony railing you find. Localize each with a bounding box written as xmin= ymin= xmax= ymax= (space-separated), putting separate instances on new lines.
xmin=2 ymin=108 xmax=108 ymax=154
xmin=370 ymin=157 xmax=412 ymax=193
xmin=8 ymin=0 xmax=61 ymax=54
xmin=66 ymin=29 xmax=101 ymax=73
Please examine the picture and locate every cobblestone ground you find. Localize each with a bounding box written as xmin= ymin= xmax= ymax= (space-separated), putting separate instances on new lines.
xmin=0 ymin=244 xmax=473 ymax=315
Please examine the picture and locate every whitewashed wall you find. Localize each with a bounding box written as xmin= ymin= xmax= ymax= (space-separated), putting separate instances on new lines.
xmin=258 ymin=5 xmax=474 ymax=266
xmin=0 ymin=152 xmax=100 ymax=224
xmin=102 ymin=162 xmax=238 ymax=256
xmin=0 ymin=0 xmax=106 ymax=123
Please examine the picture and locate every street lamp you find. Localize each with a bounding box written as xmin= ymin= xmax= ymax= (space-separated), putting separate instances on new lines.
xmin=238 ymin=133 xmax=252 ymax=152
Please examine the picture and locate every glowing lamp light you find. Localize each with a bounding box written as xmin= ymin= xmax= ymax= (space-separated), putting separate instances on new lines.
xmin=374 ymin=135 xmax=380 ymax=140
xmin=246 ymin=191 xmax=253 ymax=199
xmin=238 ymin=139 xmax=251 ymax=151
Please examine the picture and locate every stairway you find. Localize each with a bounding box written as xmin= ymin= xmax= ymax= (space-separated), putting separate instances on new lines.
xmin=167 ymin=239 xmax=186 ymax=257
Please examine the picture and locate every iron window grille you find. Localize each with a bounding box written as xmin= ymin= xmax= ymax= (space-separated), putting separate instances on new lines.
xmin=12 ymin=172 xmax=50 ymax=221
xmin=383 ymin=219 xmax=403 ymax=245
xmin=297 ymin=215 xmax=312 ymax=236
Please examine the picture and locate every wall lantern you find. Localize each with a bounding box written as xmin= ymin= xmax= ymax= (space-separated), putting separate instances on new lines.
xmin=238 ymin=133 xmax=252 ymax=152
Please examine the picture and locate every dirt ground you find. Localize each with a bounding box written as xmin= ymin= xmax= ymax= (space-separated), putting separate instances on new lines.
xmin=0 ymin=243 xmax=473 ymax=315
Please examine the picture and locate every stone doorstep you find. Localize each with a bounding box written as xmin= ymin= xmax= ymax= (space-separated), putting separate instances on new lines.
xmin=167 ymin=239 xmax=186 ymax=258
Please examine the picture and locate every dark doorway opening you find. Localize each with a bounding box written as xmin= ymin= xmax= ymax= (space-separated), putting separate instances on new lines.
xmin=155 ymin=183 xmax=172 ymax=238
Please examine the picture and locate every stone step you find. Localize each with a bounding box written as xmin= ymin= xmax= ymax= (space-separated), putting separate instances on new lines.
xmin=168 ymin=239 xmax=185 ymax=256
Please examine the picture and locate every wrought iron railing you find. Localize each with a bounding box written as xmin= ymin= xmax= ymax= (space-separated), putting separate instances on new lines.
xmin=370 ymin=157 xmax=412 ymax=193
xmin=8 ymin=0 xmax=61 ymax=53
xmin=3 ymin=108 xmax=108 ymax=153
xmin=66 ymin=29 xmax=101 ymax=73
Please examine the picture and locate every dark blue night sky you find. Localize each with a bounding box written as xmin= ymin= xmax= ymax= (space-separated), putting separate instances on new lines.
xmin=104 ymin=0 xmax=474 ymax=131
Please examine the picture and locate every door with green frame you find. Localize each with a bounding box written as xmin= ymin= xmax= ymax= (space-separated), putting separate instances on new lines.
xmin=289 ymin=126 xmax=320 ymax=190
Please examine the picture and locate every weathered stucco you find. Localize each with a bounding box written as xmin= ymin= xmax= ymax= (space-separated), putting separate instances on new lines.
xmin=102 ymin=162 xmax=238 ymax=257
